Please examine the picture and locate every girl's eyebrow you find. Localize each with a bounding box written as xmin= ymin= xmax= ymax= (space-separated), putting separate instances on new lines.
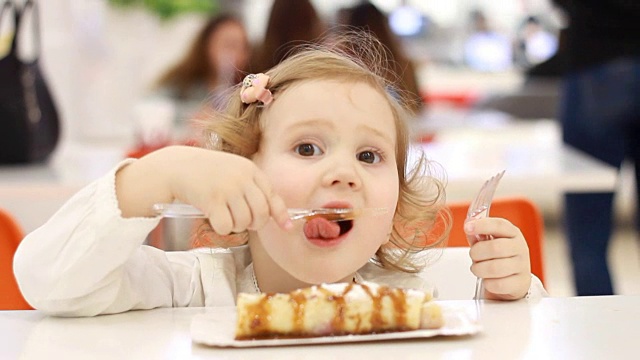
xmin=288 ymin=118 xmax=394 ymax=147
xmin=356 ymin=123 xmax=395 ymax=148
xmin=288 ymin=118 xmax=335 ymax=132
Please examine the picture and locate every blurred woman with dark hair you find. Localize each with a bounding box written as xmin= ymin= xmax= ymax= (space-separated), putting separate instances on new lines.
xmin=153 ymin=14 xmax=250 ymax=125
xmin=344 ymin=2 xmax=424 ymax=115
xmin=250 ymin=0 xmax=325 ymax=73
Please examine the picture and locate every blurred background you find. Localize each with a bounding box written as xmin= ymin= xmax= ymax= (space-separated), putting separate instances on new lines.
xmin=0 ymin=0 xmax=565 ymax=142
xmin=0 ymin=0 xmax=638 ymax=297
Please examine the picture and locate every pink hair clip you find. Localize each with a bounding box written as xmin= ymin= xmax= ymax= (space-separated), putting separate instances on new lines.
xmin=240 ymin=73 xmax=273 ymax=106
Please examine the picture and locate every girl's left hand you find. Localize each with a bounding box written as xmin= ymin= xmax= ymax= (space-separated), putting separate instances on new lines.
xmin=464 ymin=217 xmax=532 ymax=300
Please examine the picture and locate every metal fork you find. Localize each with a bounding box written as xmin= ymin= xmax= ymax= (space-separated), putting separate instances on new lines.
xmin=466 ymin=170 xmax=505 ymax=300
xmin=152 ymin=203 xmax=388 ymax=222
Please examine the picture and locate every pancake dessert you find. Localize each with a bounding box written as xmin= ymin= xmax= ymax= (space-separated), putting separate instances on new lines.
xmin=235 ymin=281 xmax=443 ymax=340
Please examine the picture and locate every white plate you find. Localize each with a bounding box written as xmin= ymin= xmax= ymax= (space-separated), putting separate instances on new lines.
xmin=191 ymin=305 xmax=481 ymax=348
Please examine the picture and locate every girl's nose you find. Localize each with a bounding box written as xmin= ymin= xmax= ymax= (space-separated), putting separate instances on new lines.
xmin=321 ymin=158 xmax=362 ymax=190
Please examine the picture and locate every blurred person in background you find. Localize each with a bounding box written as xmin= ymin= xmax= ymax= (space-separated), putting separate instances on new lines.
xmin=463 ymin=9 xmax=513 ymax=72
xmin=151 ymin=14 xmax=250 ymax=132
xmin=554 ymin=0 xmax=640 ymax=296
xmin=472 ymin=16 xmax=564 ymax=120
xmin=341 ymin=2 xmax=424 ymax=116
xmin=515 ymin=16 xmax=558 ymax=68
xmin=250 ymin=0 xmax=325 ymax=73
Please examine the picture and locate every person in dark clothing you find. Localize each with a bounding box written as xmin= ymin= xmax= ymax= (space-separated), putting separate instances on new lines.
xmin=554 ymin=0 xmax=640 ymax=295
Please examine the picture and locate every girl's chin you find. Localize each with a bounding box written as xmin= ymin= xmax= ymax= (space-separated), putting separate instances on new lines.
xmin=288 ymin=266 xmax=356 ymax=285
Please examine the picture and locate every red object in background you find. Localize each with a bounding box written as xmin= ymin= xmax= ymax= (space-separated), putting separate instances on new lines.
xmin=422 ymin=91 xmax=480 ymax=108
xmin=415 ymin=133 xmax=436 ymax=143
xmin=1 ymin=208 xmax=33 ymax=310
xmin=125 ymin=138 xmax=200 ymax=159
xmin=125 ymin=144 xmax=164 ymax=159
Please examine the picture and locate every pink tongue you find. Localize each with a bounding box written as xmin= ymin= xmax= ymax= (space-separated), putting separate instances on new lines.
xmin=303 ymin=218 xmax=341 ymax=239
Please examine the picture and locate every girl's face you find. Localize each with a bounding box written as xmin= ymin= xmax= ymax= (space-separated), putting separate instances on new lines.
xmin=251 ymin=79 xmax=399 ymax=284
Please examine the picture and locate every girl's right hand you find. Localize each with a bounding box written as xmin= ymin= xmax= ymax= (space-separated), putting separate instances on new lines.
xmin=115 ymin=146 xmax=293 ymax=235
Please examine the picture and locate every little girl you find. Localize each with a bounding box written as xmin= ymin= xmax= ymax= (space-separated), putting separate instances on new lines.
xmin=14 ymin=34 xmax=544 ymax=317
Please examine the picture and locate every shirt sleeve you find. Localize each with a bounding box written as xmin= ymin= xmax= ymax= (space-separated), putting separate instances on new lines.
xmin=13 ymin=160 xmax=208 ymax=317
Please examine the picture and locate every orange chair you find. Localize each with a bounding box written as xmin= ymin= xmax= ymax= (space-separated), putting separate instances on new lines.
xmin=445 ymin=197 xmax=545 ymax=285
xmin=0 ymin=208 xmax=33 ymax=310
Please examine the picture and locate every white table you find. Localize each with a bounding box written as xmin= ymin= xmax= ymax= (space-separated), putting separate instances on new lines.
xmin=1 ymin=296 xmax=637 ymax=359
xmin=409 ymin=118 xmax=618 ymax=202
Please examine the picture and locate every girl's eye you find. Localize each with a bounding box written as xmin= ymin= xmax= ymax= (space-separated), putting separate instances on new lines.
xmin=357 ymin=150 xmax=381 ymax=164
xmin=295 ymin=143 xmax=323 ymax=156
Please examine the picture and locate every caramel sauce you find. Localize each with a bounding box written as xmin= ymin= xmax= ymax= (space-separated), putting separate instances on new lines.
xmin=244 ymin=293 xmax=272 ymax=337
xmin=337 ymin=283 xmax=351 ymax=331
xmin=303 ymin=213 xmax=352 ymax=221
xmin=290 ymin=290 xmax=307 ymax=334
xmin=391 ymin=288 xmax=407 ymax=327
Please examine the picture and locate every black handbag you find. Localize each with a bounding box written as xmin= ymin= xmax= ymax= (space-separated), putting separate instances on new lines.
xmin=0 ymin=0 xmax=60 ymax=164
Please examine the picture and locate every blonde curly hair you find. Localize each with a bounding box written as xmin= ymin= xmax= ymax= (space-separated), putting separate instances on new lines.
xmin=194 ymin=32 xmax=451 ymax=273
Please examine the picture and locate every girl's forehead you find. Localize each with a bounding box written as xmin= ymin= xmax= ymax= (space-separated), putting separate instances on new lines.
xmin=272 ymin=78 xmax=389 ymax=109
xmin=260 ymin=78 xmax=398 ymax=138
xmin=284 ymin=78 xmax=377 ymax=92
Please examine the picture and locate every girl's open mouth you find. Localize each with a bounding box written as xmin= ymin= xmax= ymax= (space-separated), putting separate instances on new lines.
xmin=337 ymin=219 xmax=353 ymax=235
xmin=303 ymin=217 xmax=353 ymax=246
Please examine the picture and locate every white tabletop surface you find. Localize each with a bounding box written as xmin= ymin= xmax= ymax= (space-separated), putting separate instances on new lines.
xmin=409 ymin=118 xmax=618 ymax=201
xmin=1 ymin=295 xmax=638 ymax=360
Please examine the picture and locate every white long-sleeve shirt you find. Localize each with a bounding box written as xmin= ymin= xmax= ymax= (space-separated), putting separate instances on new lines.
xmin=13 ymin=160 xmax=546 ymax=317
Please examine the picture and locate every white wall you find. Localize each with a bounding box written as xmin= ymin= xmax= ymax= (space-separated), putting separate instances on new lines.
xmin=33 ymin=1 xmax=207 ymax=146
